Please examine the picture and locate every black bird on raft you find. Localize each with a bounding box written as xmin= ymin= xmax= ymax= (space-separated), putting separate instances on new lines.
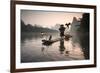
xmin=42 ymin=35 xmax=53 ymax=46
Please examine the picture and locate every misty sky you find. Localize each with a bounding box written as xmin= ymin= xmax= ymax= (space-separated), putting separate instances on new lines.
xmin=21 ymin=10 xmax=83 ymax=28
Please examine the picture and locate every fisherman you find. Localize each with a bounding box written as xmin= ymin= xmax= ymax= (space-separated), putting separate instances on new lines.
xmin=59 ymin=24 xmax=66 ymax=38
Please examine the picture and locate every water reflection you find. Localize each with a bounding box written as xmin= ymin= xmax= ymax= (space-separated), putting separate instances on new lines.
xmin=59 ymin=39 xmax=65 ymax=54
xmin=21 ymin=33 xmax=86 ymax=63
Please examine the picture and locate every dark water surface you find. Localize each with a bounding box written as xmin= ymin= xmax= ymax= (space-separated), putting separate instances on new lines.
xmin=21 ymin=32 xmax=86 ymax=63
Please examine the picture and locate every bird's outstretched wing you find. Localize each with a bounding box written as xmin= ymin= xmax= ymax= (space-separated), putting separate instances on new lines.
xmin=65 ymin=23 xmax=71 ymax=28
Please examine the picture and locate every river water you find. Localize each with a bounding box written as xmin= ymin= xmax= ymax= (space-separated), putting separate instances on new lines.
xmin=21 ymin=33 xmax=85 ymax=63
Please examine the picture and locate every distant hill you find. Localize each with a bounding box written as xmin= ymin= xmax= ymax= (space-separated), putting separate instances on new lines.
xmin=21 ymin=20 xmax=58 ymax=33
xmin=70 ymin=17 xmax=81 ymax=34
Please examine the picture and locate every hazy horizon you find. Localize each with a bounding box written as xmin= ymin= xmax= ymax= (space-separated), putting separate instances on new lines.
xmin=21 ymin=10 xmax=83 ymax=28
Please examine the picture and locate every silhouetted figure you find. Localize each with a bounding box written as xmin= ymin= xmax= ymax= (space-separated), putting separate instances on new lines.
xmin=65 ymin=23 xmax=71 ymax=29
xmin=59 ymin=39 xmax=65 ymax=54
xmin=59 ymin=25 xmax=66 ymax=37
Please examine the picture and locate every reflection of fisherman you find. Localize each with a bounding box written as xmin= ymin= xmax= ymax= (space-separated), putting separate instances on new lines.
xmin=59 ymin=25 xmax=66 ymax=37
xmin=59 ymin=39 xmax=65 ymax=54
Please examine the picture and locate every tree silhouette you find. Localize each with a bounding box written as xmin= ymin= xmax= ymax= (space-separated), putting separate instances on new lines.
xmin=78 ymin=13 xmax=90 ymax=59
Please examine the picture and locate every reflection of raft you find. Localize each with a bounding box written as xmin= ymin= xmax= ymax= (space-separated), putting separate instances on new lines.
xmin=42 ymin=34 xmax=72 ymax=46
xmin=42 ymin=40 xmax=54 ymax=45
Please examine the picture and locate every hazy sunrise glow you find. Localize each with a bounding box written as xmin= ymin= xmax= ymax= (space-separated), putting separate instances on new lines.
xmin=21 ymin=10 xmax=83 ymax=28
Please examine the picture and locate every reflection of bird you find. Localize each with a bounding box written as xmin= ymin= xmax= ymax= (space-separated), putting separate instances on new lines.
xmin=65 ymin=23 xmax=71 ymax=29
xmin=65 ymin=51 xmax=69 ymax=56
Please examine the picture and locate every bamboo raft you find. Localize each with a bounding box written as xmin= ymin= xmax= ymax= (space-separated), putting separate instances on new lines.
xmin=42 ymin=34 xmax=72 ymax=45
